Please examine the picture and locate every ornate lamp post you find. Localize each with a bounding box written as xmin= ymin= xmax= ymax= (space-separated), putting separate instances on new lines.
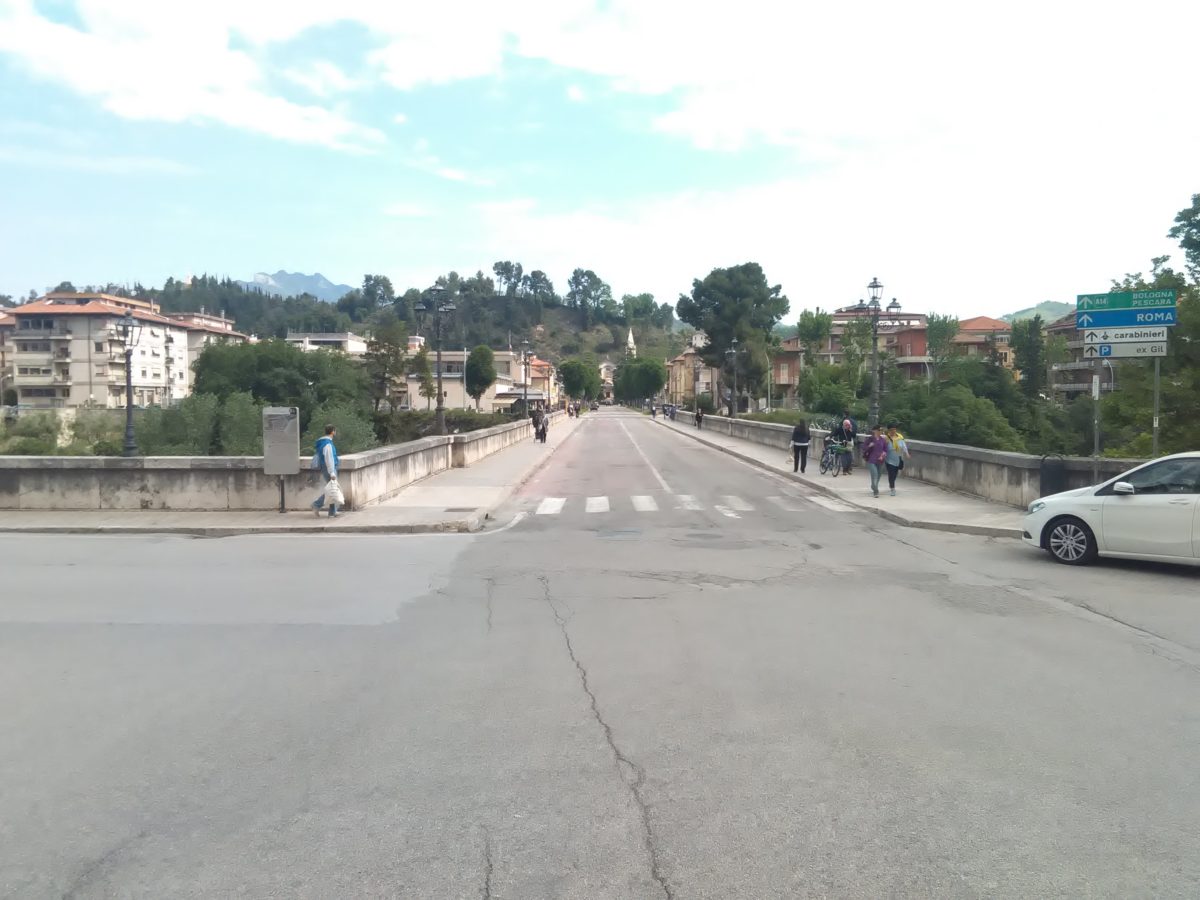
xmin=520 ymin=339 xmax=531 ymax=415
xmin=414 ymin=284 xmax=456 ymax=435
xmin=856 ymin=277 xmax=901 ymax=427
xmin=119 ymin=310 xmax=143 ymax=456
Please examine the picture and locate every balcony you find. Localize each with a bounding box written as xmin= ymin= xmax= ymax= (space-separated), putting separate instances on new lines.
xmin=15 ymin=372 xmax=71 ymax=386
xmin=895 ymin=355 xmax=931 ymax=365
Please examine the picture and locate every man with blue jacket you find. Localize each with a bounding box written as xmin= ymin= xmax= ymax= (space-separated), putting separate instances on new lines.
xmin=311 ymin=425 xmax=340 ymax=518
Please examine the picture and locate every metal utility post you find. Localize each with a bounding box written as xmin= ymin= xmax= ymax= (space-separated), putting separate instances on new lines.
xmin=726 ymin=337 xmax=739 ymax=418
xmin=1091 ymin=359 xmax=1101 ymax=483
xmin=521 ymin=339 xmax=530 ymax=415
xmin=415 ymin=285 xmax=456 ymax=435
xmin=120 ymin=311 xmax=141 ymax=457
xmin=1152 ymin=357 xmax=1161 ymax=456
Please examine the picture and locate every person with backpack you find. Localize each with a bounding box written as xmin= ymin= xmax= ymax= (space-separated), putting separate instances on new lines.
xmin=885 ymin=423 xmax=912 ymax=496
xmin=790 ymin=418 xmax=811 ymax=474
xmin=310 ymin=425 xmax=341 ymax=518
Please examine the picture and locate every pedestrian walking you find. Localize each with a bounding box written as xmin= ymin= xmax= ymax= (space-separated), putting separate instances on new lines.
xmin=862 ymin=425 xmax=890 ymax=498
xmin=310 ymin=425 xmax=341 ymax=518
xmin=696 ymin=407 xmax=704 ymax=430
xmin=790 ymin=418 xmax=811 ymax=473
xmin=885 ymin=423 xmax=911 ymax=496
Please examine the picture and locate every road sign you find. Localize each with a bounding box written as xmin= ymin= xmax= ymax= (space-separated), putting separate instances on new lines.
xmin=1083 ymin=343 xmax=1167 ymax=359
xmin=1081 ymin=327 xmax=1168 ymax=344
xmin=1075 ymin=289 xmax=1176 ymax=312
xmin=1075 ymin=307 xmax=1177 ymax=328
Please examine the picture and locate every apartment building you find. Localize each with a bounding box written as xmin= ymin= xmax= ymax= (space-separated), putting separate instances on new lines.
xmin=396 ymin=338 xmax=536 ymax=411
xmin=164 ymin=310 xmax=249 ymax=361
xmin=9 ymin=293 xmax=192 ymax=410
xmin=1046 ymin=312 xmax=1117 ymax=398
xmin=666 ymin=346 xmax=723 ymax=407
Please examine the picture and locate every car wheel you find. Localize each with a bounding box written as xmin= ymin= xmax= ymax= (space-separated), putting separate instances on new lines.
xmin=1044 ymin=517 xmax=1098 ymax=565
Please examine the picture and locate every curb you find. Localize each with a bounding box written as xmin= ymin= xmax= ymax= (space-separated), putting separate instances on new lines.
xmin=654 ymin=419 xmax=1023 ymax=539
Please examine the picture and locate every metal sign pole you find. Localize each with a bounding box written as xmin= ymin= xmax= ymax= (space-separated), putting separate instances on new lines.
xmin=1152 ymin=357 xmax=1161 ymax=456
xmin=1091 ymin=361 xmax=1100 ymax=483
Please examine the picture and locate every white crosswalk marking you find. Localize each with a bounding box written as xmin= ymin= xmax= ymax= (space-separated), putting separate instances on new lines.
xmin=713 ymin=505 xmax=741 ymax=519
xmin=536 ymin=497 xmax=566 ymax=515
xmin=722 ymin=495 xmax=753 ymax=512
xmin=631 ymin=495 xmax=659 ymax=512
xmin=585 ymin=496 xmax=609 ymax=513
xmin=676 ymin=494 xmax=702 ymax=510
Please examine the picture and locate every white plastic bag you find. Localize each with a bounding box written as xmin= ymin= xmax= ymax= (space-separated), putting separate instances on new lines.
xmin=324 ymin=478 xmax=345 ymax=507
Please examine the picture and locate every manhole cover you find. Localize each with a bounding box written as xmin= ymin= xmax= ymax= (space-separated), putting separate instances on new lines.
xmin=444 ymin=507 xmax=476 ymax=512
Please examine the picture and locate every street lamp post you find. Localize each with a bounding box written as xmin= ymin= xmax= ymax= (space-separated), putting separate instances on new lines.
xmin=120 ymin=311 xmax=142 ymax=457
xmin=725 ymin=337 xmax=739 ymax=418
xmin=856 ymin=278 xmax=901 ymax=427
xmin=693 ymin=359 xmax=702 ymax=409
xmin=520 ymin=339 xmax=531 ymax=415
xmin=415 ymin=285 xmax=456 ymax=435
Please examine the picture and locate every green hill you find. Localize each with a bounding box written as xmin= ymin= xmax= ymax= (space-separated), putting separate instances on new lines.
xmin=1002 ymin=301 xmax=1073 ymax=323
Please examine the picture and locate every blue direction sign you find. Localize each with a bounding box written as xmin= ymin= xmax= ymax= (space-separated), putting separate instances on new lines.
xmin=1075 ymin=307 xmax=1177 ymax=328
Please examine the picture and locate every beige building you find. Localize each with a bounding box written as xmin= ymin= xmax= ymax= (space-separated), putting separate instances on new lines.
xmin=8 ymin=293 xmax=249 ymax=410
xmin=398 ymin=338 xmax=550 ymax=412
xmin=666 ymin=347 xmax=723 ymax=407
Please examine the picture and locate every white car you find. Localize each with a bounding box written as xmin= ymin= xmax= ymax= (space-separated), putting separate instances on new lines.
xmin=1023 ymin=451 xmax=1200 ymax=567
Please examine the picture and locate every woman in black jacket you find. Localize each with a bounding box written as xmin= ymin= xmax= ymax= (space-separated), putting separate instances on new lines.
xmin=790 ymin=419 xmax=811 ymax=473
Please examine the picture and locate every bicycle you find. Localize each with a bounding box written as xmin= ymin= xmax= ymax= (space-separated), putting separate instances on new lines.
xmin=819 ymin=439 xmax=851 ymax=476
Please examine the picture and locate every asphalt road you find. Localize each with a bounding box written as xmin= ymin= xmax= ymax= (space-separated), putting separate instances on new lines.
xmin=2 ymin=408 xmax=1199 ymax=898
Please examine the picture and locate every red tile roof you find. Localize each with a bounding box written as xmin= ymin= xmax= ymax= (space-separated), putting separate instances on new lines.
xmin=957 ymin=315 xmax=1011 ymax=332
xmin=11 ymin=299 xmax=180 ymax=327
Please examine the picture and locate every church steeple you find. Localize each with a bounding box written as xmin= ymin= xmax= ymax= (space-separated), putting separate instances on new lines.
xmin=626 ymin=327 xmax=637 ymax=357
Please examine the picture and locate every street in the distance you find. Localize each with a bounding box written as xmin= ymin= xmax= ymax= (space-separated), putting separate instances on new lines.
xmin=3 ymin=409 xmax=1198 ymax=899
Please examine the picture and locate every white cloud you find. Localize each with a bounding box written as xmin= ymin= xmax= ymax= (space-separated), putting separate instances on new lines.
xmin=282 ymin=61 xmax=360 ymax=98
xmin=393 ymin=113 xmax=408 ymax=125
xmin=0 ymin=0 xmax=383 ymax=152
xmin=566 ymin=85 xmax=585 ymax=103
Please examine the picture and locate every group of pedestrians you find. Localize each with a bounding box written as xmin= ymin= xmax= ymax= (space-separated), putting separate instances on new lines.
xmin=861 ymin=424 xmax=912 ymax=497
xmin=787 ymin=414 xmax=911 ymax=497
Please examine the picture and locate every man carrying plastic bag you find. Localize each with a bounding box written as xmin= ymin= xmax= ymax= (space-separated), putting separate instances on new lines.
xmin=310 ymin=424 xmax=342 ymax=518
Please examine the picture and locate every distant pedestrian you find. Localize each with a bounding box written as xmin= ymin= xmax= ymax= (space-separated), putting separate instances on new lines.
xmin=311 ymin=425 xmax=341 ymax=518
xmin=885 ymin=423 xmax=912 ymax=496
xmin=790 ymin=418 xmax=810 ymax=474
xmin=862 ymin=425 xmax=890 ymax=498
xmin=696 ymin=407 xmax=704 ymax=430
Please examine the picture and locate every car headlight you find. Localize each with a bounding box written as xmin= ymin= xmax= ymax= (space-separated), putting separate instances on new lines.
xmin=1028 ymin=500 xmax=1046 ymax=515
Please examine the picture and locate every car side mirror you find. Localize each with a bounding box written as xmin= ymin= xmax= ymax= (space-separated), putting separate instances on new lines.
xmin=1112 ymin=481 xmax=1135 ymax=495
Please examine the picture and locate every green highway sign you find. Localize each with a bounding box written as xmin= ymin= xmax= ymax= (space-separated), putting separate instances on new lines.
xmin=1075 ymin=289 xmax=1177 ymax=312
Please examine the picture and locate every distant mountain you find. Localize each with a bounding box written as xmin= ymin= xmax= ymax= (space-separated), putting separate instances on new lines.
xmin=1002 ymin=301 xmax=1073 ymax=324
xmin=237 ymin=270 xmax=353 ymax=303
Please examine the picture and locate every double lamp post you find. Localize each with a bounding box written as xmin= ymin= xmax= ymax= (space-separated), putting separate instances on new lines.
xmin=855 ymin=277 xmax=901 ymax=428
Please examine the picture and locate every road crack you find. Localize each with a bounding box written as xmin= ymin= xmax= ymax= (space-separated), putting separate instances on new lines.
xmin=481 ymin=827 xmax=494 ymax=900
xmin=539 ymin=575 xmax=674 ymax=900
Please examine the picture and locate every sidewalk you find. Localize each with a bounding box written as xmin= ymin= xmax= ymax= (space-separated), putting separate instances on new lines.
xmin=655 ymin=417 xmax=1023 ymax=538
xmin=0 ymin=416 xmax=583 ymax=537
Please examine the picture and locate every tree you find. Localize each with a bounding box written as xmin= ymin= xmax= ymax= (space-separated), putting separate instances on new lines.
xmin=622 ymin=292 xmax=655 ymax=323
xmin=1010 ymin=314 xmax=1046 ymax=398
xmin=1168 ymin=193 xmax=1200 ymax=280
xmin=492 ymin=261 xmax=524 ymax=296
xmin=614 ymin=358 xmax=668 ymax=403
xmin=796 ymin=308 xmax=833 ymax=365
xmin=465 ymin=345 xmax=497 ymax=410
xmin=559 ymin=359 xmax=588 ymax=399
xmin=216 ymin=391 xmax=263 ymax=454
xmin=411 ymin=348 xmax=436 ymax=410
xmin=676 ymin=262 xmax=789 ymax=412
xmin=926 ymin=314 xmax=960 ymax=382
xmin=0 ymin=294 xmax=13 ymax=308
xmin=364 ymin=313 xmax=408 ymax=412
xmin=53 ymin=281 xmax=76 ymax=292
xmin=840 ymin=317 xmax=875 ymax=377
xmin=565 ymin=268 xmax=612 ymax=330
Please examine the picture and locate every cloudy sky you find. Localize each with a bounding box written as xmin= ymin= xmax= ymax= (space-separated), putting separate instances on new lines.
xmin=0 ymin=0 xmax=1196 ymax=319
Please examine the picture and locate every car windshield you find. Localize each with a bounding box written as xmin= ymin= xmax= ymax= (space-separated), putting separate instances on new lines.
xmin=1124 ymin=458 xmax=1200 ymax=494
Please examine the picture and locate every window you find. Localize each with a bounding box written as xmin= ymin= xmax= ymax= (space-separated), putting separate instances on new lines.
xmin=1118 ymin=459 xmax=1200 ymax=495
xmin=95 ymin=341 xmax=105 ymax=352
xmin=20 ymin=387 xmax=56 ymax=397
xmin=19 ymin=317 xmax=54 ymax=330
xmin=141 ymin=369 xmax=148 ymax=378
xmin=17 ymin=341 xmax=51 ymax=352
xmin=95 ymin=367 xmax=107 ymax=377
